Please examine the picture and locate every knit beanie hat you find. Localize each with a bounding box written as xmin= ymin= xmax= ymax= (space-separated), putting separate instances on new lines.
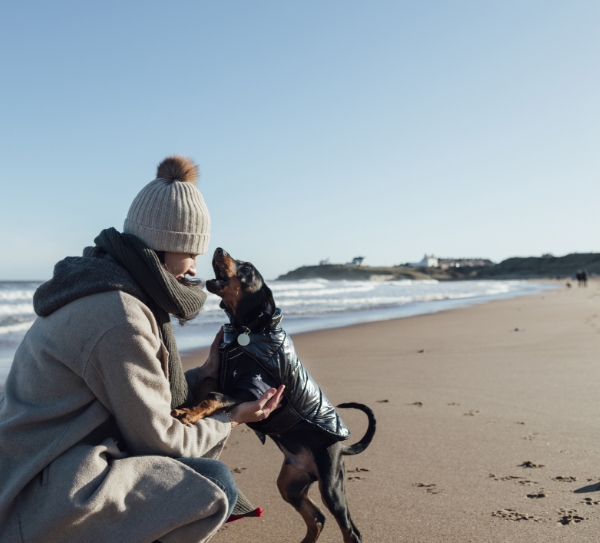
xmin=124 ymin=156 xmax=210 ymax=255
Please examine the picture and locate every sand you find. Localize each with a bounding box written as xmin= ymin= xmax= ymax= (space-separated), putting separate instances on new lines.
xmin=181 ymin=280 xmax=600 ymax=543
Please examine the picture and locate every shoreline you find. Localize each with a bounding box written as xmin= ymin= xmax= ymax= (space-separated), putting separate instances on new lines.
xmin=181 ymin=279 xmax=557 ymax=372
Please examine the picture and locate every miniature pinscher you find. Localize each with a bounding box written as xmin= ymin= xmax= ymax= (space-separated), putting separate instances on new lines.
xmin=172 ymin=248 xmax=376 ymax=543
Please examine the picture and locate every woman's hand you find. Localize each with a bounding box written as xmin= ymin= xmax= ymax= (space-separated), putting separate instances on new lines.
xmin=198 ymin=328 xmax=224 ymax=380
xmin=229 ymin=385 xmax=285 ymax=428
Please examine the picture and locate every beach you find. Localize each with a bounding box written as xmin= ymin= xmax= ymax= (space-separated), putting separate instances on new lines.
xmin=181 ymin=280 xmax=600 ymax=542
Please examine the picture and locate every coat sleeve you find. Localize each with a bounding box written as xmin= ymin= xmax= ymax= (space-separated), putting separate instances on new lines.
xmin=83 ymin=321 xmax=231 ymax=458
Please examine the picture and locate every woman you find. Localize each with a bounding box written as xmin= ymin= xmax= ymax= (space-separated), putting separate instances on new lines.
xmin=0 ymin=156 xmax=283 ymax=543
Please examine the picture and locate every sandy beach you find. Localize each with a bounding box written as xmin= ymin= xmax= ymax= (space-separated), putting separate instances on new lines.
xmin=181 ymin=280 xmax=600 ymax=542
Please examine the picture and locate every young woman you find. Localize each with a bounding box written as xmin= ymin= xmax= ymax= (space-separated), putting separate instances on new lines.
xmin=0 ymin=156 xmax=283 ymax=543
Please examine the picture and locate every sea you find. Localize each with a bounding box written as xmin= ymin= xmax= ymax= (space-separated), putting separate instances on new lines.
xmin=0 ymin=279 xmax=554 ymax=383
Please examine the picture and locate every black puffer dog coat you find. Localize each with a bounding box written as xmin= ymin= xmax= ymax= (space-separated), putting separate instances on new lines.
xmin=219 ymin=309 xmax=350 ymax=442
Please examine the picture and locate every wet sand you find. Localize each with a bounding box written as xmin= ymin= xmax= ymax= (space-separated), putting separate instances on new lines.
xmin=183 ymin=280 xmax=600 ymax=542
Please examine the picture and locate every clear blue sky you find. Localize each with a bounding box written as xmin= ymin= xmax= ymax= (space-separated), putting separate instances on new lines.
xmin=1 ymin=1 xmax=598 ymax=281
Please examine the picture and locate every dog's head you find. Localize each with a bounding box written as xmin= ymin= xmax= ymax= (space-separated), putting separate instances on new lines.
xmin=206 ymin=247 xmax=275 ymax=327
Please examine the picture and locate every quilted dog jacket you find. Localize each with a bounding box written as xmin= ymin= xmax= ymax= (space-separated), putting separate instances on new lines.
xmin=219 ymin=310 xmax=350 ymax=441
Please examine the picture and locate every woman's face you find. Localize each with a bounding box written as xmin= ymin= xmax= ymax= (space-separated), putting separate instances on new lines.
xmin=163 ymin=252 xmax=197 ymax=281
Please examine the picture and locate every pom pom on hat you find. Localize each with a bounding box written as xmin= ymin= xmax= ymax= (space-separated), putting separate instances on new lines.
xmin=124 ymin=155 xmax=210 ymax=254
xmin=156 ymin=156 xmax=199 ymax=184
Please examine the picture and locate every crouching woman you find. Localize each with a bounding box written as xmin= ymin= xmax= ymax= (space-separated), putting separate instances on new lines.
xmin=0 ymin=156 xmax=283 ymax=543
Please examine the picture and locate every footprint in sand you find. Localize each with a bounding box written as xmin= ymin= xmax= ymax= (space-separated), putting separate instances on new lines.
xmin=377 ymin=399 xmax=389 ymax=403
xmin=581 ymin=497 xmax=600 ymax=506
xmin=489 ymin=474 xmax=538 ymax=485
xmin=490 ymin=474 xmax=522 ymax=481
xmin=463 ymin=410 xmax=479 ymax=416
xmin=527 ymin=491 xmax=549 ymax=499
xmin=409 ymin=401 xmax=423 ymax=407
xmin=492 ymin=509 xmax=543 ymax=522
xmin=447 ymin=402 xmax=460 ymax=406
xmin=232 ymin=467 xmax=246 ymax=474
xmin=518 ymin=480 xmax=539 ymax=486
xmin=519 ymin=461 xmax=545 ymax=468
xmin=413 ymin=483 xmax=441 ymax=494
xmin=557 ymin=508 xmax=587 ymax=525
xmin=347 ymin=468 xmax=369 ymax=481
xmin=515 ymin=421 xmax=526 ymax=425
xmin=553 ymin=476 xmax=577 ymax=482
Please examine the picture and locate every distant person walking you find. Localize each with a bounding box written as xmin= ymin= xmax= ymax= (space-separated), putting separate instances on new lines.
xmin=0 ymin=156 xmax=284 ymax=543
xmin=576 ymin=269 xmax=589 ymax=287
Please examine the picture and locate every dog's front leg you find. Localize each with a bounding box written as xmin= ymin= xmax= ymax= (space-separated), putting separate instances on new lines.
xmin=171 ymin=392 xmax=236 ymax=425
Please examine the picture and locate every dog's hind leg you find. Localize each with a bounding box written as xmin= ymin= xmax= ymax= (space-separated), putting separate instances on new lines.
xmin=316 ymin=446 xmax=362 ymax=543
xmin=277 ymin=463 xmax=325 ymax=543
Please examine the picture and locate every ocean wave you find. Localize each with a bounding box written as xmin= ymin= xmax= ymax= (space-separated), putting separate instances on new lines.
xmin=0 ymin=303 xmax=35 ymax=317
xmin=0 ymin=290 xmax=38 ymax=302
xmin=0 ymin=279 xmax=549 ymax=370
xmin=0 ymin=321 xmax=35 ymax=336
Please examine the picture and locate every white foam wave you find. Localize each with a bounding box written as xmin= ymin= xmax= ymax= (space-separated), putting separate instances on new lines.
xmin=0 ymin=290 xmax=37 ymax=302
xmin=0 ymin=321 xmax=35 ymax=335
xmin=0 ymin=303 xmax=35 ymax=317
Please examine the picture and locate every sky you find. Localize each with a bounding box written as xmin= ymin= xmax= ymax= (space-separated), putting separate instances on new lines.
xmin=1 ymin=1 xmax=599 ymax=281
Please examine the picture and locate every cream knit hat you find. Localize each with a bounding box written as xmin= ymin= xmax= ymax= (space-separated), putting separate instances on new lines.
xmin=123 ymin=156 xmax=210 ymax=255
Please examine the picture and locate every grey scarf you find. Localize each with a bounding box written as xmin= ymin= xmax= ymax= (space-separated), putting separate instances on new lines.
xmin=34 ymin=228 xmax=206 ymax=409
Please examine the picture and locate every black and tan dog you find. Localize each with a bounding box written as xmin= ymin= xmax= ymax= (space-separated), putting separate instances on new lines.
xmin=173 ymin=248 xmax=376 ymax=543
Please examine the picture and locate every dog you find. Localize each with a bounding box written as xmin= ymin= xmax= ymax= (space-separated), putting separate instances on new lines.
xmin=172 ymin=248 xmax=376 ymax=543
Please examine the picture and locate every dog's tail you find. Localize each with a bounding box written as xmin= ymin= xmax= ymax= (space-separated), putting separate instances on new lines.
xmin=337 ymin=402 xmax=376 ymax=456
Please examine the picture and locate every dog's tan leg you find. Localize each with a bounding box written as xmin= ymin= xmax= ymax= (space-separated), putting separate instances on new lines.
xmin=277 ymin=462 xmax=325 ymax=543
xmin=171 ymin=398 xmax=224 ymax=425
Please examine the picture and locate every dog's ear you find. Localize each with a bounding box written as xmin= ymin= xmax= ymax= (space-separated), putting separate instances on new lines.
xmin=262 ymin=284 xmax=275 ymax=315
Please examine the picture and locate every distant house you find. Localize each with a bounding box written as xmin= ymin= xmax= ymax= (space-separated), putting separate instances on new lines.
xmin=347 ymin=256 xmax=368 ymax=267
xmin=409 ymin=254 xmax=439 ymax=268
xmin=438 ymin=258 xmax=494 ymax=269
xmin=319 ymin=258 xmax=330 ymax=266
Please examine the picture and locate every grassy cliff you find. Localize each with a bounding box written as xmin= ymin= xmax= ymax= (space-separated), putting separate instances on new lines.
xmin=276 ymin=264 xmax=476 ymax=281
xmin=477 ymin=253 xmax=600 ymax=278
xmin=276 ymin=253 xmax=599 ymax=281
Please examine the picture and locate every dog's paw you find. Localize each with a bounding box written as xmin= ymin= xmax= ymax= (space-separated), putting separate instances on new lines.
xmin=171 ymin=408 xmax=196 ymax=425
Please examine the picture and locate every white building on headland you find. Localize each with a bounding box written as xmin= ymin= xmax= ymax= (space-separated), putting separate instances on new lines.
xmin=409 ymin=254 xmax=439 ymax=268
xmin=319 ymin=258 xmax=330 ymax=266
xmin=347 ymin=256 xmax=368 ymax=267
xmin=438 ymin=258 xmax=494 ymax=268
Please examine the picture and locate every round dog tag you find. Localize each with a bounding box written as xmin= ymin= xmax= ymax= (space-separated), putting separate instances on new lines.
xmin=237 ymin=333 xmax=250 ymax=346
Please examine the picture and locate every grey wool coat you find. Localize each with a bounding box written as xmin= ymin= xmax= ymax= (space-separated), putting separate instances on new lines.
xmin=0 ymin=291 xmax=232 ymax=543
